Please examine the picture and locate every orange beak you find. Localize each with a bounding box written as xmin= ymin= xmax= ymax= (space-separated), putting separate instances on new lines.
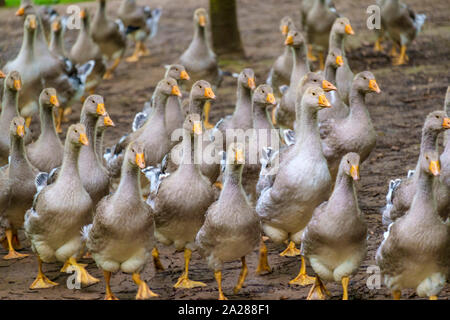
xmin=52 ymin=21 xmax=61 ymax=32
xmin=281 ymin=25 xmax=289 ymax=35
xmin=80 ymin=10 xmax=86 ymax=19
xmin=171 ymin=85 xmax=182 ymax=97
xmin=79 ymin=133 xmax=89 ymax=146
xmin=29 ymin=17 xmax=37 ymax=29
xmin=322 ymin=80 xmax=337 ymax=92
xmin=235 ymin=149 xmax=244 ymax=163
xmin=285 ymin=35 xmax=294 ymax=45
xmin=204 ymin=87 xmax=216 ymax=99
xmin=50 ymin=95 xmax=60 ymax=107
xmin=193 ymin=121 xmax=202 ymax=135
xmin=350 ymin=165 xmax=360 ymax=181
xmin=369 ymin=79 xmax=381 ymax=93
xmin=247 ymin=77 xmax=256 ymax=90
xmin=345 ymin=24 xmax=354 ymax=35
xmin=318 ymin=94 xmax=331 ymax=108
xmin=136 ymin=153 xmax=145 ymax=169
xmin=14 ymin=79 xmax=22 ymax=91
xmin=266 ymin=93 xmax=276 ymax=105
xmin=336 ymin=55 xmax=344 ymax=66
xmin=104 ymin=115 xmax=115 ymax=127
xmin=442 ymin=117 xmax=450 ymax=129
xmin=15 ymin=7 xmax=25 ymax=16
xmin=429 ymin=160 xmax=440 ymax=176
xmin=96 ymin=103 xmax=106 ymax=115
xmin=198 ymin=15 xmax=206 ymax=27
xmin=0 ymin=71 xmax=5 ymax=79
xmin=16 ymin=125 xmax=25 ymax=138
xmin=180 ymin=70 xmax=190 ymax=80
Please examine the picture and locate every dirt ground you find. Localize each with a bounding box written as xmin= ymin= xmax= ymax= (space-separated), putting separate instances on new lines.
xmin=0 ymin=0 xmax=449 ymax=300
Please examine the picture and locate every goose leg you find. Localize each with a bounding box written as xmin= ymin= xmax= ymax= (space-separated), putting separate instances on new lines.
xmin=392 ymin=290 xmax=401 ymax=300
xmin=341 ymin=276 xmax=349 ymax=300
xmin=256 ymin=237 xmax=272 ymax=274
xmin=306 ymin=276 xmax=330 ymax=300
xmin=307 ymin=45 xmax=318 ymax=61
xmin=103 ymin=58 xmax=121 ymax=80
xmin=138 ymin=41 xmax=150 ymax=57
xmin=318 ymin=51 xmax=325 ymax=70
xmin=132 ymin=272 xmax=159 ymax=300
xmin=174 ymin=248 xmax=206 ymax=289
xmin=429 ymin=296 xmax=438 ymax=300
xmin=60 ymin=257 xmax=99 ymax=286
xmin=279 ymin=240 xmax=300 ymax=257
xmin=233 ymin=257 xmax=248 ymax=294
xmin=126 ymin=42 xmax=141 ymax=63
xmin=214 ymin=270 xmax=228 ymax=300
xmin=103 ymin=270 xmax=119 ymax=300
xmin=374 ymin=37 xmax=384 ymax=52
xmin=271 ymin=107 xmax=277 ymax=126
xmin=389 ymin=44 xmax=399 ymax=57
xmin=393 ymin=45 xmax=408 ymax=65
xmin=25 ymin=117 xmax=32 ymax=128
xmin=203 ymin=101 xmax=214 ymax=129
xmin=152 ymin=247 xmax=165 ymax=271
xmin=30 ymin=257 xmax=59 ymax=289
xmin=3 ymin=229 xmax=29 ymax=260
xmin=289 ymin=255 xmax=315 ymax=285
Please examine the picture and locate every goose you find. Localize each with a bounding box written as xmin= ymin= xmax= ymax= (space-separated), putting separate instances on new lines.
xmin=48 ymin=16 xmax=66 ymax=58
xmin=118 ymin=0 xmax=162 ymax=63
xmin=91 ymin=0 xmax=127 ymax=80
xmin=376 ymin=149 xmax=448 ymax=300
xmin=438 ymin=88 xmax=450 ymax=221
xmin=302 ymin=152 xmax=367 ymax=300
xmin=151 ymin=113 xmax=216 ymax=289
xmin=379 ymin=0 xmax=426 ymax=65
xmin=256 ymin=86 xmax=332 ymax=284
xmin=266 ymin=16 xmax=296 ymax=91
xmin=274 ymin=29 xmax=310 ymax=129
xmin=24 ymin=123 xmax=99 ymax=289
xmin=26 ymin=88 xmax=63 ymax=173
xmin=320 ymin=71 xmax=381 ymax=181
xmin=328 ymin=17 xmax=355 ymax=105
xmin=85 ymin=141 xmax=158 ymax=300
xmin=196 ymin=143 xmax=261 ymax=300
xmin=0 ymin=71 xmax=23 ymax=165
xmin=15 ymin=0 xmax=58 ymax=43
xmin=382 ymin=111 xmax=449 ymax=225
xmin=0 ymin=117 xmax=37 ymax=260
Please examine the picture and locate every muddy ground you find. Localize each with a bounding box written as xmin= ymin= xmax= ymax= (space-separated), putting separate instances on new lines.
xmin=0 ymin=0 xmax=449 ymax=300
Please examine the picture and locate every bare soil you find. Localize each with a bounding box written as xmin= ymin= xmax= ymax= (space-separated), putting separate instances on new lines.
xmin=0 ymin=0 xmax=449 ymax=300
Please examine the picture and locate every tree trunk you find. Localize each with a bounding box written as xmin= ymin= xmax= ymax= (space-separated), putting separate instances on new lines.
xmin=209 ymin=0 xmax=245 ymax=58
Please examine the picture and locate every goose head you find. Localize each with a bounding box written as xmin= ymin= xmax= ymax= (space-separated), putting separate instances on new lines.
xmin=67 ymin=123 xmax=89 ymax=147
xmin=24 ymin=14 xmax=38 ymax=32
xmin=97 ymin=113 xmax=115 ymax=132
xmin=326 ymin=47 xmax=344 ymax=69
xmin=166 ymin=64 xmax=190 ymax=81
xmin=83 ymin=95 xmax=107 ymax=117
xmin=10 ymin=116 xmax=26 ymax=139
xmin=300 ymin=72 xmax=336 ymax=94
xmin=422 ymin=150 xmax=440 ymax=177
xmin=156 ymin=77 xmax=182 ymax=98
xmin=190 ymin=80 xmax=216 ymax=102
xmin=280 ymin=16 xmax=295 ymax=36
xmin=51 ymin=16 xmax=63 ymax=33
xmin=126 ymin=141 xmax=145 ymax=169
xmin=341 ymin=152 xmax=361 ymax=181
xmin=226 ymin=142 xmax=245 ymax=167
xmin=353 ymin=71 xmax=381 ymax=94
xmin=0 ymin=70 xmax=5 ymax=79
xmin=423 ymin=110 xmax=450 ymax=133
xmin=39 ymin=88 xmax=60 ymax=109
xmin=15 ymin=0 xmax=33 ymax=17
xmin=183 ymin=113 xmax=203 ymax=136
xmin=253 ymin=84 xmax=276 ymax=107
xmin=194 ymin=8 xmax=208 ymax=28
xmin=332 ymin=17 xmax=354 ymax=36
xmin=299 ymin=86 xmax=332 ymax=113
xmin=238 ymin=68 xmax=256 ymax=90
xmin=284 ymin=29 xmax=305 ymax=48
xmin=4 ymin=71 xmax=22 ymax=92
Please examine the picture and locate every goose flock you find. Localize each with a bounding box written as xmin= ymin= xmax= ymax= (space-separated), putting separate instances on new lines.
xmin=0 ymin=0 xmax=448 ymax=301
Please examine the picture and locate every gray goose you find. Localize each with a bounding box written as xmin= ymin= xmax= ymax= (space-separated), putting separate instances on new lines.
xmin=302 ymin=153 xmax=367 ymax=300
xmin=152 ymin=113 xmax=215 ymax=289
xmin=382 ymin=111 xmax=450 ymax=225
xmin=91 ymin=0 xmax=127 ymax=80
xmin=85 ymin=141 xmax=158 ymax=300
xmin=24 ymin=123 xmax=99 ymax=289
xmin=255 ymin=86 xmax=332 ymax=284
xmin=15 ymin=0 xmax=58 ymax=43
xmin=0 ymin=117 xmax=37 ymax=260
xmin=328 ymin=17 xmax=355 ymax=105
xmin=26 ymin=88 xmax=63 ymax=173
xmin=196 ymin=143 xmax=261 ymax=300
xmin=376 ymin=149 xmax=448 ymax=300
xmin=438 ymin=87 xmax=450 ymax=221
xmin=266 ymin=16 xmax=295 ymax=92
xmin=48 ymin=16 xmax=66 ymax=58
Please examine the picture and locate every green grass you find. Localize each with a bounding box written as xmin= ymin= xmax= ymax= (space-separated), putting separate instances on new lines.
xmin=5 ymin=0 xmax=93 ymax=7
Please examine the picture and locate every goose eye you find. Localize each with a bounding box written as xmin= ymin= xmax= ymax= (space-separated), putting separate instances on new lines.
xmin=312 ymin=92 xmax=316 ymax=96
xmin=74 ymin=129 xmax=78 ymax=133
xmin=435 ymin=115 xmax=439 ymax=119
xmin=313 ymin=79 xmax=317 ymax=82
